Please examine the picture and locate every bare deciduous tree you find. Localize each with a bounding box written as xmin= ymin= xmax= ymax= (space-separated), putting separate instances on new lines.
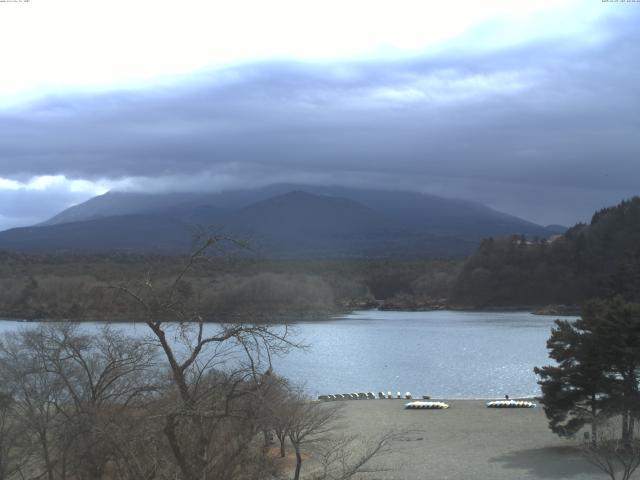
xmin=287 ymin=399 xmax=344 ymax=480
xmin=114 ymin=236 xmax=299 ymax=480
xmin=581 ymin=417 xmax=640 ymax=480
xmin=310 ymin=431 xmax=400 ymax=480
xmin=0 ymin=391 xmax=29 ymax=480
xmin=0 ymin=329 xmax=66 ymax=480
xmin=0 ymin=324 xmax=159 ymax=480
xmin=284 ymin=394 xmax=404 ymax=480
xmin=0 ymin=237 xmax=401 ymax=480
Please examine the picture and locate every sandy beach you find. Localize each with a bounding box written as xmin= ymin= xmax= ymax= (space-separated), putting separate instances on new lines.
xmin=333 ymin=399 xmax=604 ymax=480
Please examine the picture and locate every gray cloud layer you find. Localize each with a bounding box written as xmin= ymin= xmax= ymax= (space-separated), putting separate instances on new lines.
xmin=0 ymin=10 xmax=639 ymax=228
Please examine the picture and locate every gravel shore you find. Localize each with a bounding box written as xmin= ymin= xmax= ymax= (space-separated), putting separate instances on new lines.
xmin=335 ymin=399 xmax=604 ymax=480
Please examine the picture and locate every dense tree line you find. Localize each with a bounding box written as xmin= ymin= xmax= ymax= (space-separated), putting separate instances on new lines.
xmin=0 ymin=253 xmax=459 ymax=321
xmin=452 ymin=197 xmax=640 ymax=307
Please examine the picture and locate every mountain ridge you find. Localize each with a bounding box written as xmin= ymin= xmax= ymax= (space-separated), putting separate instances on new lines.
xmin=3 ymin=185 xmax=565 ymax=258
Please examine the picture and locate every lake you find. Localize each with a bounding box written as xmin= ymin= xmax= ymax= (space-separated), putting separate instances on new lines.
xmin=0 ymin=310 xmax=572 ymax=399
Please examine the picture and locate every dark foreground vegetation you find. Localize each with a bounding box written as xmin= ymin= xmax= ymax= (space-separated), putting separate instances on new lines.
xmin=0 ymin=242 xmax=397 ymax=480
xmin=0 ymin=326 xmax=397 ymax=480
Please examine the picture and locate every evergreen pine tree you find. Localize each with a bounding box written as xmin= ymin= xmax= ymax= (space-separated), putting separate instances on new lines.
xmin=535 ymin=297 xmax=640 ymax=444
xmin=535 ymin=317 xmax=611 ymax=443
xmin=584 ymin=298 xmax=640 ymax=444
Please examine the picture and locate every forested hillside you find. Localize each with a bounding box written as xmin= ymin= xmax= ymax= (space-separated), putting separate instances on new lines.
xmin=452 ymin=197 xmax=640 ymax=307
xmin=4 ymin=197 xmax=638 ymax=320
xmin=0 ymin=252 xmax=459 ymax=321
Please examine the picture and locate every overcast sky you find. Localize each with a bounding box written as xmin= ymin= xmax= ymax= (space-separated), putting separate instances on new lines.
xmin=0 ymin=0 xmax=638 ymax=230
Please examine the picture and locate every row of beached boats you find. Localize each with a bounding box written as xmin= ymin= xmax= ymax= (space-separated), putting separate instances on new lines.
xmin=404 ymin=399 xmax=536 ymax=409
xmin=317 ymin=393 xmax=536 ymax=409
xmin=405 ymin=401 xmax=450 ymax=409
xmin=485 ymin=400 xmax=536 ymax=408
xmin=318 ymin=391 xmax=428 ymax=401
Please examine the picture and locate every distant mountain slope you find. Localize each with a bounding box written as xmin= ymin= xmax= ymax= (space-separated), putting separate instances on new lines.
xmin=452 ymin=197 xmax=640 ymax=306
xmin=1 ymin=185 xmax=564 ymax=257
xmin=43 ymin=184 xmax=562 ymax=236
xmin=1 ymin=191 xmax=475 ymax=257
xmin=228 ymin=191 xmax=396 ymax=236
xmin=1 ymin=214 xmax=192 ymax=252
xmin=221 ymin=191 xmax=463 ymax=257
xmin=293 ymin=185 xmax=560 ymax=239
xmin=41 ymin=192 xmax=209 ymax=226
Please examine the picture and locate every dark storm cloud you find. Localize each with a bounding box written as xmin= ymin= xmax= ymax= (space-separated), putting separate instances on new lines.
xmin=0 ymin=10 xmax=639 ymax=226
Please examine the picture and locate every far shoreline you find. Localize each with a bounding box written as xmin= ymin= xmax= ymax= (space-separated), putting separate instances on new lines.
xmin=0 ymin=305 xmax=581 ymax=323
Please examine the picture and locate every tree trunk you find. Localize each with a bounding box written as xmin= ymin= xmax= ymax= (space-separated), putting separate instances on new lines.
xmin=280 ymin=437 xmax=286 ymax=458
xmin=591 ymin=394 xmax=598 ymax=447
xmin=40 ymin=432 xmax=55 ymax=480
xmin=164 ymin=415 xmax=196 ymax=480
xmin=196 ymin=420 xmax=208 ymax=480
xmin=293 ymin=445 xmax=302 ymax=480
xmin=61 ymin=449 xmax=67 ymax=480
xmin=622 ymin=410 xmax=630 ymax=445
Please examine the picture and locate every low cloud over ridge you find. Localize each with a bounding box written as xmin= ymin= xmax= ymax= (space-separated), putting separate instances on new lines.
xmin=0 ymin=7 xmax=638 ymax=229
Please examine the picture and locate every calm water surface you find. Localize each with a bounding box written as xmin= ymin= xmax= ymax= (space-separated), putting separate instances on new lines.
xmin=278 ymin=310 xmax=573 ymax=399
xmin=0 ymin=310 xmax=573 ymax=399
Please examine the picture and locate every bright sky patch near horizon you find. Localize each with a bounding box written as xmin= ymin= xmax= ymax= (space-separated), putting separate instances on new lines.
xmin=0 ymin=0 xmax=638 ymax=229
